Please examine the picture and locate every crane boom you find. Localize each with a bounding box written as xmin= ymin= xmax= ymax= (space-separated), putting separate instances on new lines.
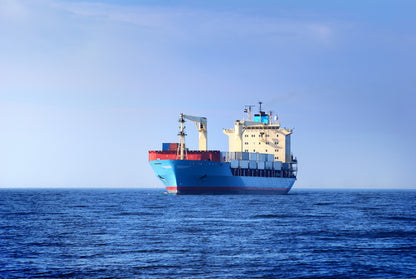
xmin=182 ymin=114 xmax=208 ymax=151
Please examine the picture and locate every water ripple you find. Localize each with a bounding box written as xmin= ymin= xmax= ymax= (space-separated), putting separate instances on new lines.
xmin=0 ymin=189 xmax=415 ymax=278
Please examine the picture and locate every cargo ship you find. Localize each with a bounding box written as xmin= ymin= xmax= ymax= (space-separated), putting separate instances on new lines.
xmin=148 ymin=102 xmax=297 ymax=194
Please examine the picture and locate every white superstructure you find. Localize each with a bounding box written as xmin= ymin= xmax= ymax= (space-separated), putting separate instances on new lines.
xmin=223 ymin=102 xmax=293 ymax=163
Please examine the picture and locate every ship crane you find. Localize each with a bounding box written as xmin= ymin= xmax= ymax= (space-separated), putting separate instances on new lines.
xmin=181 ymin=114 xmax=208 ymax=151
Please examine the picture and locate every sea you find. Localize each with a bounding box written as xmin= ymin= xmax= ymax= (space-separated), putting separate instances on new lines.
xmin=0 ymin=189 xmax=415 ymax=278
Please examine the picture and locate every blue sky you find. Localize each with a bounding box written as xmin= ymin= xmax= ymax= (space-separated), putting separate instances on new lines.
xmin=1 ymin=0 xmax=415 ymax=188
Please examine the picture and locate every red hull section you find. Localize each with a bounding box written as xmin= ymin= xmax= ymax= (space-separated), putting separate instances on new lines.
xmin=165 ymin=186 xmax=290 ymax=195
xmin=149 ymin=150 xmax=221 ymax=162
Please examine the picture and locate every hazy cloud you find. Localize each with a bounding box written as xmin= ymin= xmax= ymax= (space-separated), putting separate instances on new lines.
xmin=0 ymin=0 xmax=29 ymax=19
xmin=54 ymin=1 xmax=336 ymax=45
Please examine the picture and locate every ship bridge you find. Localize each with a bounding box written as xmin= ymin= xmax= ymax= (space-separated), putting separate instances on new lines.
xmin=223 ymin=102 xmax=293 ymax=163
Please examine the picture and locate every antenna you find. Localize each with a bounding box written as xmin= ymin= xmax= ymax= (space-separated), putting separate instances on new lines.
xmin=258 ymin=101 xmax=263 ymax=113
xmin=244 ymin=105 xmax=255 ymax=121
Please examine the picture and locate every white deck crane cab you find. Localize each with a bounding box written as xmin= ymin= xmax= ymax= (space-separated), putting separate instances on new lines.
xmin=181 ymin=114 xmax=208 ymax=151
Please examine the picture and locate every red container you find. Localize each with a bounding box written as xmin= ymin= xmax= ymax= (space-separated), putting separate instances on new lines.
xmin=149 ymin=150 xmax=221 ymax=162
xmin=169 ymin=143 xmax=178 ymax=151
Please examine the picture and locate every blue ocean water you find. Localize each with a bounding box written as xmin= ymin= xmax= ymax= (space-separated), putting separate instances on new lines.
xmin=0 ymin=189 xmax=415 ymax=278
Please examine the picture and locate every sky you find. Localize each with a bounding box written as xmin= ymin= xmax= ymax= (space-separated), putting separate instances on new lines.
xmin=1 ymin=0 xmax=415 ymax=189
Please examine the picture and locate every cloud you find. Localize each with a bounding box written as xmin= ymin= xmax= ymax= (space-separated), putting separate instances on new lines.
xmin=0 ymin=0 xmax=29 ymax=20
xmin=0 ymin=0 xmax=338 ymax=103
xmin=53 ymin=1 xmax=335 ymax=46
xmin=53 ymin=1 xmax=185 ymax=32
xmin=307 ymin=23 xmax=333 ymax=44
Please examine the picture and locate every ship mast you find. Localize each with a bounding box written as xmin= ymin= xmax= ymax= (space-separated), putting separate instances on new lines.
xmin=177 ymin=113 xmax=187 ymax=160
xmin=244 ymin=105 xmax=255 ymax=121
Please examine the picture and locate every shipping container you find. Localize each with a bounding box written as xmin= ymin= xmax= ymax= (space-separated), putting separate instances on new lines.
xmin=231 ymin=160 xmax=239 ymax=168
xmin=258 ymin=153 xmax=267 ymax=162
xmin=162 ymin=143 xmax=170 ymax=151
xmin=249 ymin=160 xmax=257 ymax=169
xmin=162 ymin=143 xmax=178 ymax=151
xmin=249 ymin=153 xmax=259 ymax=161
xmin=266 ymin=154 xmax=274 ymax=162
xmin=282 ymin=163 xmax=290 ymax=170
xmin=240 ymin=160 xmax=249 ymax=169
xmin=149 ymin=150 xmax=221 ymax=162
xmin=258 ymin=161 xmax=265 ymax=170
xmin=242 ymin=152 xmax=250 ymax=160
xmin=273 ymin=161 xmax=282 ymax=170
xmin=265 ymin=161 xmax=273 ymax=170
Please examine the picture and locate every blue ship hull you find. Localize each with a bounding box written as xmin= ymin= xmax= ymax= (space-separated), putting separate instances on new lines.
xmin=149 ymin=160 xmax=296 ymax=195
